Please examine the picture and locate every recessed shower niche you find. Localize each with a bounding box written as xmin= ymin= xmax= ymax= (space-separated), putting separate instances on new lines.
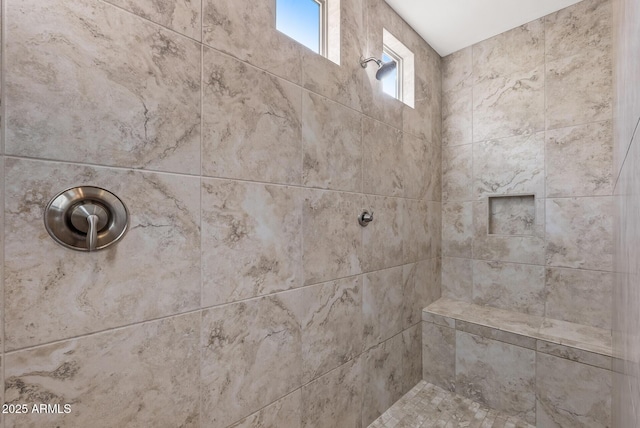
xmin=488 ymin=195 xmax=535 ymax=236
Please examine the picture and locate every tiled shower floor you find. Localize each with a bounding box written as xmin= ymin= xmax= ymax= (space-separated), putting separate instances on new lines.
xmin=369 ymin=381 xmax=534 ymax=428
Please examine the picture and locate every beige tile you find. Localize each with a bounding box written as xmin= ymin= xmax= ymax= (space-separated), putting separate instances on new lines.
xmin=284 ymin=277 xmax=362 ymax=383
xmin=6 ymin=0 xmax=201 ymax=174
xmin=546 ymin=197 xmax=613 ymax=271
xmin=472 ymin=19 xmax=544 ymax=83
xmin=422 ymin=322 xmax=455 ymax=391
xmin=473 ymin=133 xmax=545 ymax=199
xmin=442 ymin=144 xmax=473 ymax=202
xmin=361 ymin=195 xmax=403 ymax=272
xmin=536 ymin=341 xmax=612 ymax=370
xmin=441 ymin=257 xmax=473 ymax=302
xmin=536 ymin=353 xmax=611 ymax=428
xmin=202 ymin=50 xmax=302 ymax=184
xmin=403 ymin=259 xmax=440 ymax=329
xmin=103 ymin=0 xmax=201 ymax=40
xmin=200 ymin=295 xmax=302 ymax=427
xmin=545 ymin=267 xmax=612 ymax=330
xmin=473 ymin=260 xmax=545 ymax=316
xmin=362 ymin=335 xmax=404 ymax=426
xmin=473 ymin=67 xmax=544 ymax=142
xmin=473 ymin=200 xmax=545 ymax=265
xmin=403 ymin=133 xmax=431 ymax=200
xmin=422 ymin=312 xmax=455 ymax=328
xmin=402 ymin=199 xmax=430 ymax=263
xmin=402 ymin=324 xmax=423 ymax=393
xmin=302 ymin=189 xmax=362 ymax=285
xmin=301 ymin=358 xmax=361 ymax=428
xmin=229 ymin=391 xmax=302 ymax=428
xmin=443 ymin=47 xmax=473 ymax=93
xmin=538 ymin=318 xmax=612 ymax=356
xmin=442 ymin=88 xmax=473 ymax=147
xmin=363 ymin=117 xmax=403 ymax=197
xmin=456 ymin=321 xmax=537 ymax=350
xmin=546 ymin=121 xmax=613 ymax=198
xmin=202 ymin=0 xmax=302 ymax=83
xmin=303 ymin=91 xmax=362 ymax=192
xmin=442 ymin=202 xmax=473 ymax=258
xmin=201 ymin=179 xmax=303 ymax=307
xmin=456 ymin=331 xmax=536 ymax=424
xmin=4 ymin=313 xmax=200 ymax=428
xmin=545 ymin=0 xmax=612 ymax=61
xmin=546 ymin=49 xmax=612 ymax=130
xmin=4 ymin=158 xmax=200 ymax=350
xmin=363 ymin=267 xmax=404 ymax=350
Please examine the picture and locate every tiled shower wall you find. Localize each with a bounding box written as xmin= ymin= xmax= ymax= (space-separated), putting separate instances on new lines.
xmin=612 ymin=0 xmax=640 ymax=423
xmin=441 ymin=0 xmax=614 ymax=330
xmin=0 ymin=0 xmax=441 ymax=427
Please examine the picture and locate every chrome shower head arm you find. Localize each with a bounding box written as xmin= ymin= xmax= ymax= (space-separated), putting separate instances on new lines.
xmin=360 ymin=57 xmax=382 ymax=69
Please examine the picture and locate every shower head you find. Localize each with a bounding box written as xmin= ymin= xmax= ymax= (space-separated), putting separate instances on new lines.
xmin=360 ymin=57 xmax=397 ymax=81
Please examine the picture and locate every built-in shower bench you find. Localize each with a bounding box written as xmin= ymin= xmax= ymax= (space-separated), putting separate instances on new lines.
xmin=421 ymin=298 xmax=613 ymax=426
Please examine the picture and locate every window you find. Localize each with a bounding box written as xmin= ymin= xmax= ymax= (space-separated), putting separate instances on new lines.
xmin=381 ymin=49 xmax=402 ymax=99
xmin=276 ymin=0 xmax=340 ymax=64
xmin=382 ymin=29 xmax=414 ymax=108
xmin=276 ymin=0 xmax=323 ymax=54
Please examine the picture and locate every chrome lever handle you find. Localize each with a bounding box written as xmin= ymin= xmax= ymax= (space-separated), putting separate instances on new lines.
xmin=86 ymin=214 xmax=99 ymax=252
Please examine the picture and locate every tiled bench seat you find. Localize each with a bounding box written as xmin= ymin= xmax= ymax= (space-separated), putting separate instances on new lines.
xmin=422 ymin=298 xmax=612 ymax=427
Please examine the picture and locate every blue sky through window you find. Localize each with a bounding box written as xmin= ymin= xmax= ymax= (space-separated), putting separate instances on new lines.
xmin=381 ymin=52 xmax=398 ymax=98
xmin=276 ymin=0 xmax=321 ymax=53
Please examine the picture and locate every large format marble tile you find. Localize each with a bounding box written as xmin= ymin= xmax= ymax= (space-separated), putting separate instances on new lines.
xmin=546 ymin=49 xmax=612 ymax=130
xmin=302 ymin=189 xmax=362 ymax=285
xmin=473 ymin=133 xmax=545 ymax=199
xmin=303 ymin=91 xmax=362 ymax=192
xmin=284 ymin=277 xmax=362 ymax=383
xmin=361 ymin=195 xmax=403 ymax=272
xmin=363 ymin=267 xmax=404 ymax=350
xmin=472 ymin=260 xmax=545 ymax=316
xmin=403 ymin=259 xmax=439 ymax=329
xmin=536 ymin=353 xmax=611 ymax=428
xmin=363 ymin=117 xmax=403 ymax=197
xmin=546 ymin=121 xmax=613 ymax=198
xmin=441 ymin=257 xmax=473 ymax=302
xmin=202 ymin=50 xmax=302 ymax=185
xmin=202 ymin=0 xmax=302 ymax=83
xmin=229 ymin=391 xmax=301 ymax=428
xmin=545 ymin=0 xmax=612 ymax=61
xmin=442 ymin=88 xmax=472 ymax=147
xmin=402 ymin=324 xmax=423 ymax=393
xmin=546 ymin=197 xmax=613 ymax=271
xmin=545 ymin=267 xmax=612 ymax=330
xmin=4 ymin=313 xmax=200 ymax=428
xmin=104 ymin=0 xmax=201 ymax=40
xmin=473 ymin=200 xmax=545 ymax=265
xmin=456 ymin=331 xmax=536 ymax=424
xmin=362 ymin=335 xmax=404 ymax=427
xmin=422 ymin=322 xmax=455 ymax=391
xmin=301 ymin=359 xmax=361 ymax=428
xmin=4 ymin=158 xmax=200 ymax=350
xmin=201 ymin=179 xmax=303 ymax=307
xmin=6 ymin=0 xmax=201 ymax=174
xmin=442 ymin=47 xmax=473 ymax=93
xmin=403 ymin=133 xmax=431 ymax=200
xmin=402 ymin=199 xmax=431 ymax=263
xmin=442 ymin=202 xmax=473 ymax=258
xmin=472 ymin=19 xmax=544 ymax=83
xmin=442 ymin=144 xmax=473 ymax=202
xmin=473 ymin=67 xmax=544 ymax=142
xmin=200 ymin=295 xmax=302 ymax=427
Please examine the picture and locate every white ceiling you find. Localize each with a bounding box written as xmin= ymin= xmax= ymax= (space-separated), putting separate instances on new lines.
xmin=384 ymin=0 xmax=583 ymax=57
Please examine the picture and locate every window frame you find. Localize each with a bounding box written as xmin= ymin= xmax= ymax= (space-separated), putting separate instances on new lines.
xmin=382 ymin=44 xmax=403 ymax=101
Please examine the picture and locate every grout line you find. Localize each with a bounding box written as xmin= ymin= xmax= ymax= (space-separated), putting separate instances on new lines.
xmin=4 ymin=155 xmax=437 ymax=202
xmin=613 ymin=115 xmax=640 ymax=190
xmin=198 ymin=2 xmax=204 ymax=424
xmin=441 ymin=254 xmax=616 ymax=274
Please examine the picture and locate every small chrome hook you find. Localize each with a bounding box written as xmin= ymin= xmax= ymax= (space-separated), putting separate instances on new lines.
xmin=358 ymin=210 xmax=374 ymax=227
